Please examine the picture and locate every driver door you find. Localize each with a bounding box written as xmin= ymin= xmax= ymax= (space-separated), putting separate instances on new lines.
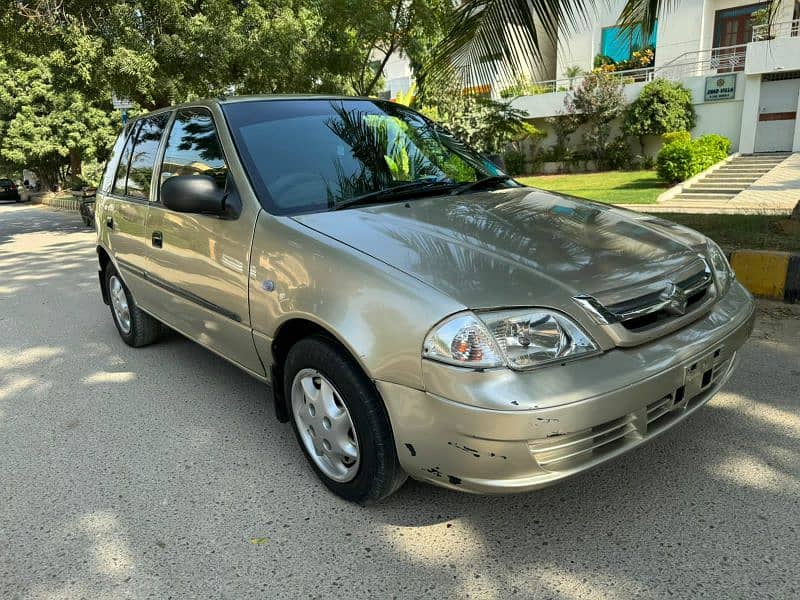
xmin=144 ymin=106 xmax=263 ymax=375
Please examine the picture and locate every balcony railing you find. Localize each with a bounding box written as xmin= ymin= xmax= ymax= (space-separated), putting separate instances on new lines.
xmin=492 ymin=66 xmax=655 ymax=99
xmin=752 ymin=19 xmax=800 ymax=42
xmin=654 ymin=44 xmax=748 ymax=79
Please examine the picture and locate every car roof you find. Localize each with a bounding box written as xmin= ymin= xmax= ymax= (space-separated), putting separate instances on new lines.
xmin=135 ymin=94 xmax=379 ymax=118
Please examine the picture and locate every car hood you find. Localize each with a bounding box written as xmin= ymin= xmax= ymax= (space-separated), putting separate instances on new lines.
xmin=292 ymin=187 xmax=706 ymax=310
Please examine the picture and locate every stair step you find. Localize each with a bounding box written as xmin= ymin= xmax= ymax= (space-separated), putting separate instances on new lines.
xmin=673 ymin=193 xmax=737 ymax=200
xmin=687 ymin=185 xmax=746 ymax=192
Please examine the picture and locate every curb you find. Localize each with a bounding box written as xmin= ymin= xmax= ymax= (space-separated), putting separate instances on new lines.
xmin=33 ymin=195 xmax=81 ymax=211
xmin=729 ymin=250 xmax=800 ymax=303
xmin=657 ymin=153 xmax=740 ymax=203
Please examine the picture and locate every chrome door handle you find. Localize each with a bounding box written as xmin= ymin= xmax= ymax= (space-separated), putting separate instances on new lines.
xmin=151 ymin=231 xmax=163 ymax=248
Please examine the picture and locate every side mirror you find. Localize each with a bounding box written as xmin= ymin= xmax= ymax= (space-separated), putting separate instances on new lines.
xmin=161 ymin=175 xmax=226 ymax=214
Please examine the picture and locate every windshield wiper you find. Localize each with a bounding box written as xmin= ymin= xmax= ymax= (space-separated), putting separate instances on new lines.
xmin=449 ymin=175 xmax=513 ymax=196
xmin=333 ymin=180 xmax=456 ymax=210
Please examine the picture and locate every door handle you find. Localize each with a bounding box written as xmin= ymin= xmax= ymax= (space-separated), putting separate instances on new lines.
xmin=152 ymin=231 xmax=163 ymax=248
xmin=106 ymin=216 xmax=114 ymax=230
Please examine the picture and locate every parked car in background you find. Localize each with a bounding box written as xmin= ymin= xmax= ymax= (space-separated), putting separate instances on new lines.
xmin=0 ymin=178 xmax=20 ymax=202
xmin=94 ymin=96 xmax=755 ymax=503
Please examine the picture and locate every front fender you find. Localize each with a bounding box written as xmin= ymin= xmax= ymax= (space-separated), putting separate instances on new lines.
xmin=248 ymin=212 xmax=463 ymax=389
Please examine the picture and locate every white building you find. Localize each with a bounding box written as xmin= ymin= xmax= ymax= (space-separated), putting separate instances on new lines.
xmin=382 ymin=0 xmax=800 ymax=154
xmin=507 ymin=0 xmax=800 ymax=154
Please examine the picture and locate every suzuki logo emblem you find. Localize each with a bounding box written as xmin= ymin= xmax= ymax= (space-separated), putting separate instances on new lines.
xmin=660 ymin=282 xmax=688 ymax=316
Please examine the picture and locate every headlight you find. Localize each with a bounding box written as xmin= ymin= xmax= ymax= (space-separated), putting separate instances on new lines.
xmin=706 ymin=239 xmax=733 ymax=296
xmin=422 ymin=313 xmax=504 ymax=369
xmin=423 ymin=309 xmax=598 ymax=370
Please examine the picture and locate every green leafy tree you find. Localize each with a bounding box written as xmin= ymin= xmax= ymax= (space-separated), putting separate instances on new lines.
xmin=0 ymin=49 xmax=117 ymax=187
xmin=624 ymin=79 xmax=697 ymax=153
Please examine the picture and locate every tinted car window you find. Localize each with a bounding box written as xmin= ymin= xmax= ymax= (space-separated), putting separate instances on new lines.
xmin=222 ymin=99 xmax=502 ymax=215
xmin=127 ymin=112 xmax=171 ymax=199
xmin=0 ymin=179 xmax=13 ymax=186
xmin=112 ymin=121 xmax=139 ymax=196
xmin=160 ymin=108 xmax=228 ymax=195
xmin=100 ymin=123 xmax=134 ymax=194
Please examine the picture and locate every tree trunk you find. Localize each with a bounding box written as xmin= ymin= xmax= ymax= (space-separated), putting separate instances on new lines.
xmin=69 ymin=148 xmax=82 ymax=178
xmin=792 ymin=199 xmax=800 ymax=220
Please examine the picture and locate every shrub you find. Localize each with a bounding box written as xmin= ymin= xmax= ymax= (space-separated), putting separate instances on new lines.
xmin=656 ymin=133 xmax=731 ymax=182
xmin=599 ymin=136 xmax=634 ymax=171
xmin=656 ymin=141 xmax=694 ymax=182
xmin=503 ymin=150 xmax=527 ymax=175
xmin=695 ymin=133 xmax=731 ymax=156
xmin=624 ymin=79 xmax=696 ymax=152
xmin=662 ymin=130 xmax=691 ymax=145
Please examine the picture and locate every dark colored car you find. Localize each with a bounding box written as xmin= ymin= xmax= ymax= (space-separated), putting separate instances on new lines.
xmin=0 ymin=179 xmax=20 ymax=202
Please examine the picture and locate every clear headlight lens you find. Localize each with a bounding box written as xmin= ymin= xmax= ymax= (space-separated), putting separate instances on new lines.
xmin=422 ymin=313 xmax=504 ymax=368
xmin=423 ymin=309 xmax=599 ymax=370
xmin=706 ymin=239 xmax=733 ymax=296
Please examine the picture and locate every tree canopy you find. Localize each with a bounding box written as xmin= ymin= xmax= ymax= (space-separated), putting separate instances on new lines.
xmin=0 ymin=0 xmax=452 ymax=184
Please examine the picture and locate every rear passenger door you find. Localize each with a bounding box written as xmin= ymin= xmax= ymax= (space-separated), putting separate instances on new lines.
xmin=106 ymin=112 xmax=171 ymax=301
xmin=144 ymin=107 xmax=263 ymax=375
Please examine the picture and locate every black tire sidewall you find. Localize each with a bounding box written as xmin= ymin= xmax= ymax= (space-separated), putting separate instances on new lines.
xmin=284 ymin=336 xmax=401 ymax=503
xmin=104 ymin=265 xmax=137 ymax=345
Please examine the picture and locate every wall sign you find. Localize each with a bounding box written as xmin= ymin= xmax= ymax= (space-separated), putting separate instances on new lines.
xmin=705 ymin=74 xmax=737 ymax=101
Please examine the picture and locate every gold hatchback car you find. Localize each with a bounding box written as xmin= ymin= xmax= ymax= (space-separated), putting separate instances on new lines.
xmin=96 ymin=96 xmax=755 ymax=503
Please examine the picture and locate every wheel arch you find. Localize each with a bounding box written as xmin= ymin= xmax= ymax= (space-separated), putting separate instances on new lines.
xmin=268 ymin=316 xmax=378 ymax=423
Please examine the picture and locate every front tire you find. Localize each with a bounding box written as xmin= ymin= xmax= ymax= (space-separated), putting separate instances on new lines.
xmin=104 ymin=264 xmax=161 ymax=347
xmin=284 ymin=336 xmax=406 ymax=504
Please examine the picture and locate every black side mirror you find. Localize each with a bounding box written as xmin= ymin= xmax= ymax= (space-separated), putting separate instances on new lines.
xmin=161 ymin=175 xmax=226 ymax=214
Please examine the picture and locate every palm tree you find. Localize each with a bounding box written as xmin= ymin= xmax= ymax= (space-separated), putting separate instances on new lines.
xmin=423 ymin=1 xmax=681 ymax=88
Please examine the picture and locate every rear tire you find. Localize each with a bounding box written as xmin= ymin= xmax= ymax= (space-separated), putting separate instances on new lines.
xmin=284 ymin=335 xmax=406 ymax=504
xmin=104 ymin=264 xmax=161 ymax=347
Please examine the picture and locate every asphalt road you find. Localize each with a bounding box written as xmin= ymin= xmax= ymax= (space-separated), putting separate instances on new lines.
xmin=1 ymin=202 xmax=799 ymax=599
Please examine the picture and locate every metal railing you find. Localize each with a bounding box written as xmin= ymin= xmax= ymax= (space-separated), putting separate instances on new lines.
xmin=491 ymin=42 xmax=754 ymax=100
xmin=491 ymin=66 xmax=655 ymax=100
xmin=653 ymin=44 xmax=748 ymax=80
xmin=752 ymin=18 xmax=800 ymax=41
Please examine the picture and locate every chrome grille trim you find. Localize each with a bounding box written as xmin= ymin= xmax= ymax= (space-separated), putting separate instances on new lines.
xmin=573 ymin=258 xmax=715 ymax=339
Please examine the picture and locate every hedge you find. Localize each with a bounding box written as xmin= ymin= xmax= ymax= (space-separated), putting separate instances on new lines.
xmin=656 ymin=132 xmax=732 ymax=183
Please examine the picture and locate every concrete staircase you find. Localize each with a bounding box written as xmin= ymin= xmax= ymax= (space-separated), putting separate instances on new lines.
xmin=672 ymin=152 xmax=791 ymax=201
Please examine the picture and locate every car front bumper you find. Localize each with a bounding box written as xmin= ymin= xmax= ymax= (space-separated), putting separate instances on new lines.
xmin=378 ymin=281 xmax=756 ymax=494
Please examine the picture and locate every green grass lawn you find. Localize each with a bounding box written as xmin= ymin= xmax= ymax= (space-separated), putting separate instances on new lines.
xmin=518 ymin=170 xmax=669 ymax=205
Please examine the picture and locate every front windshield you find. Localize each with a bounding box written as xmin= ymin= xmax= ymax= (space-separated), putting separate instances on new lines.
xmin=222 ymin=99 xmax=510 ymax=215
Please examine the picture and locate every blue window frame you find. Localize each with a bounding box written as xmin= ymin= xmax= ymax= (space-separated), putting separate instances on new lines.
xmin=601 ymin=22 xmax=658 ymax=63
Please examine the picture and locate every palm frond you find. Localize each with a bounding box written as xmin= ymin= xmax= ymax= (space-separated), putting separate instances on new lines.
xmin=424 ymin=0 xmax=682 ymax=92
xmin=425 ymin=0 xmax=597 ymax=90
xmin=617 ymin=0 xmax=680 ymax=38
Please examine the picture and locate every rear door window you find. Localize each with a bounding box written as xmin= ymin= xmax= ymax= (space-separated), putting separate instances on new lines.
xmin=159 ymin=108 xmax=228 ymax=196
xmin=126 ymin=112 xmax=171 ymax=199
xmin=112 ymin=121 xmax=138 ymax=196
xmin=100 ymin=125 xmax=132 ymax=194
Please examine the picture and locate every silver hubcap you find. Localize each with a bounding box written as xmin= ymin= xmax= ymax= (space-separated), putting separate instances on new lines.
xmin=109 ymin=275 xmax=131 ymax=335
xmin=291 ymin=369 xmax=360 ymax=482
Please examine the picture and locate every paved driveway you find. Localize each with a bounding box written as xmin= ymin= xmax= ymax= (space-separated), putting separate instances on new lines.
xmin=1 ymin=204 xmax=799 ymax=599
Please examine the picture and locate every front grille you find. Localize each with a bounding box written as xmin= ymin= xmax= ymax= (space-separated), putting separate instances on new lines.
xmin=607 ymin=269 xmax=713 ymax=332
xmin=573 ymin=259 xmax=715 ymax=339
xmin=530 ymin=347 xmax=734 ymax=472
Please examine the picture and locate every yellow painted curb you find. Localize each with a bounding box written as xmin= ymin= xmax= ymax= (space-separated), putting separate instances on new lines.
xmin=730 ymin=250 xmax=790 ymax=299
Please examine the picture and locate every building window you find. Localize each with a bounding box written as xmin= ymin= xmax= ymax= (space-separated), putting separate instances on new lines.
xmin=600 ymin=22 xmax=658 ymax=63
xmin=713 ymin=3 xmax=769 ymax=47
